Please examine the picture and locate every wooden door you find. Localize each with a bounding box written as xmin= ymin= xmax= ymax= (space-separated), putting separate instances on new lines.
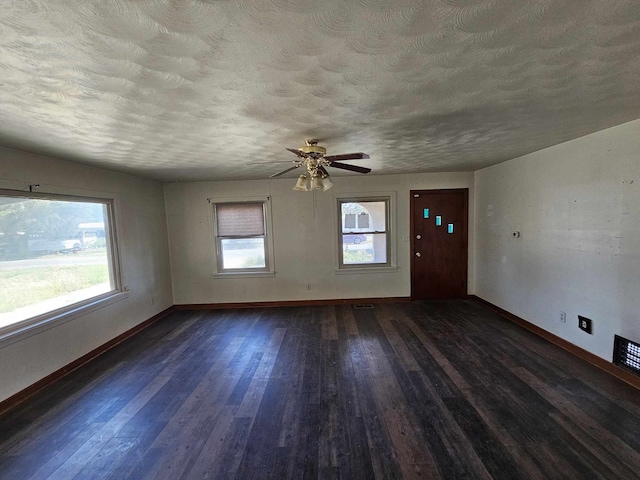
xmin=410 ymin=189 xmax=468 ymax=299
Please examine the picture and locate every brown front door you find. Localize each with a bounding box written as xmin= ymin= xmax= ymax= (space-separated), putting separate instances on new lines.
xmin=410 ymin=189 xmax=468 ymax=299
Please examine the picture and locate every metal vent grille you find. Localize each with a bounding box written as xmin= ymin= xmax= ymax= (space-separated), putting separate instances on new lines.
xmin=353 ymin=304 xmax=374 ymax=309
xmin=613 ymin=335 xmax=640 ymax=376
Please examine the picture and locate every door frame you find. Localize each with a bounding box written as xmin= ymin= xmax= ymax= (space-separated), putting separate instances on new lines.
xmin=410 ymin=188 xmax=469 ymax=300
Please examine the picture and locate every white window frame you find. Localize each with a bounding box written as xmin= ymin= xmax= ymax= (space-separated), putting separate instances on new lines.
xmin=211 ymin=196 xmax=275 ymax=278
xmin=335 ymin=192 xmax=397 ymax=274
xmin=0 ymin=189 xmax=125 ymax=346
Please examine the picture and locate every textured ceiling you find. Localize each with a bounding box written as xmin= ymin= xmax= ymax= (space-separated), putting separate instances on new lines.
xmin=0 ymin=0 xmax=639 ymax=182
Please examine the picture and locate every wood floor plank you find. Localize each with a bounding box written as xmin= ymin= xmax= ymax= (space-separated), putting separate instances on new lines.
xmin=376 ymin=304 xmax=422 ymax=372
xmin=390 ymin=304 xmax=609 ymax=479
xmin=176 ymin=407 xmax=245 ymax=480
xmin=349 ymin=310 xmax=405 ymax=479
xmin=354 ymin=311 xmax=440 ymax=479
xmin=339 ymin=303 xmax=359 ymax=337
xmin=37 ymin=372 xmax=172 ymax=480
xmin=387 ymin=317 xmax=501 ymax=478
xmin=144 ymin=336 xmax=250 ymax=479
xmin=235 ymin=328 xmax=286 ymax=418
xmin=321 ymin=305 xmax=339 ymax=341
xmin=513 ymin=366 xmax=640 ymax=473
xmin=150 ymin=335 xmax=247 ymax=448
xmin=0 ymin=300 xmax=638 ymax=479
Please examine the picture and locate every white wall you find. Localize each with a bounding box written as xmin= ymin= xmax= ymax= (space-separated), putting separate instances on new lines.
xmin=165 ymin=172 xmax=474 ymax=304
xmin=0 ymin=147 xmax=173 ymax=403
xmin=474 ymin=119 xmax=640 ymax=360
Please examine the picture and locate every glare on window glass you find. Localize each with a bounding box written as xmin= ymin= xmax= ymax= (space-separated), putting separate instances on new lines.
xmin=220 ymin=238 xmax=266 ymax=269
xmin=0 ymin=196 xmax=114 ymax=328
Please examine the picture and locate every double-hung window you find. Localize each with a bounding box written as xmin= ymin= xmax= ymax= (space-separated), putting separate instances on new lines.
xmin=213 ymin=199 xmax=274 ymax=275
xmin=0 ymin=190 xmax=121 ymax=336
xmin=337 ymin=196 xmax=393 ymax=270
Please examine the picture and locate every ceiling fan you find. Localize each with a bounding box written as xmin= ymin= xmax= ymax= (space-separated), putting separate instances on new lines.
xmin=270 ymin=139 xmax=371 ymax=191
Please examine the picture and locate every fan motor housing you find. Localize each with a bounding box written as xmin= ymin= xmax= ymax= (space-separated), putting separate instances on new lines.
xmin=300 ymin=145 xmax=326 ymax=157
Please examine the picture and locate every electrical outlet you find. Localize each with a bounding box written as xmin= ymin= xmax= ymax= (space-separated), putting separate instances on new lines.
xmin=559 ymin=311 xmax=566 ymax=323
xmin=578 ymin=315 xmax=593 ymax=334
xmin=306 ymin=283 xmax=311 ymax=290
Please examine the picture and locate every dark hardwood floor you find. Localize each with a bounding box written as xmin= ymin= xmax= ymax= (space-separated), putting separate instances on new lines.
xmin=1 ymin=300 xmax=639 ymax=479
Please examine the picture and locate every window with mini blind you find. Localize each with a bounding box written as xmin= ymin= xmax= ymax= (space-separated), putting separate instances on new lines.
xmin=213 ymin=199 xmax=274 ymax=275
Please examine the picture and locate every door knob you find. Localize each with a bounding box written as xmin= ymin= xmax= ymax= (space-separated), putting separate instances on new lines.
xmin=416 ymin=234 xmax=421 ymax=239
xmin=415 ymin=252 xmax=421 ymax=257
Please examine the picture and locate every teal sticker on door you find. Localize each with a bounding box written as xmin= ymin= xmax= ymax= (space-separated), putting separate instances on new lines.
xmin=447 ymin=224 xmax=454 ymax=234
xmin=435 ymin=216 xmax=442 ymax=226
xmin=423 ymin=208 xmax=429 ymax=219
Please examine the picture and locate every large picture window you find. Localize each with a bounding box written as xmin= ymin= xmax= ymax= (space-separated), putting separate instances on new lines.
xmin=338 ymin=196 xmax=392 ymax=269
xmin=213 ymin=199 xmax=273 ymax=275
xmin=0 ymin=190 xmax=120 ymax=332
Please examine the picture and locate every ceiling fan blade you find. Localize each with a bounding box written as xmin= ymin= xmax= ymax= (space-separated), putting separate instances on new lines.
xmin=249 ymin=160 xmax=293 ymax=165
xmin=286 ymin=148 xmax=305 ymax=157
xmin=324 ymin=152 xmax=370 ymax=162
xmin=328 ymin=161 xmax=371 ymax=174
xmin=269 ymin=165 xmax=300 ymax=178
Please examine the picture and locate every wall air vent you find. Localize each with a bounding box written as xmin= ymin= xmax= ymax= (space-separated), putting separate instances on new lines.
xmin=613 ymin=335 xmax=640 ymax=376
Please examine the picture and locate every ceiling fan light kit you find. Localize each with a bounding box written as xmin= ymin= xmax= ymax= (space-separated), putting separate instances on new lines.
xmin=310 ymin=173 xmax=324 ymax=191
xmin=320 ymin=173 xmax=334 ymax=191
xmin=271 ymin=139 xmax=371 ymax=191
xmin=292 ymin=172 xmax=334 ymax=192
xmin=293 ymin=175 xmax=309 ymax=191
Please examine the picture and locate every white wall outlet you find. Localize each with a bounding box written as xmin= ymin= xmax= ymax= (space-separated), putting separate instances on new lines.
xmin=512 ymin=231 xmax=521 ymax=238
xmin=560 ymin=311 xmax=566 ymax=322
xmin=306 ymin=283 xmax=311 ymax=290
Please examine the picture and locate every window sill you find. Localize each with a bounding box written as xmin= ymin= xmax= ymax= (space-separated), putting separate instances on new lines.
xmin=213 ymin=271 xmax=276 ymax=279
xmin=0 ymin=290 xmax=129 ymax=349
xmin=334 ymin=266 xmax=398 ymax=275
